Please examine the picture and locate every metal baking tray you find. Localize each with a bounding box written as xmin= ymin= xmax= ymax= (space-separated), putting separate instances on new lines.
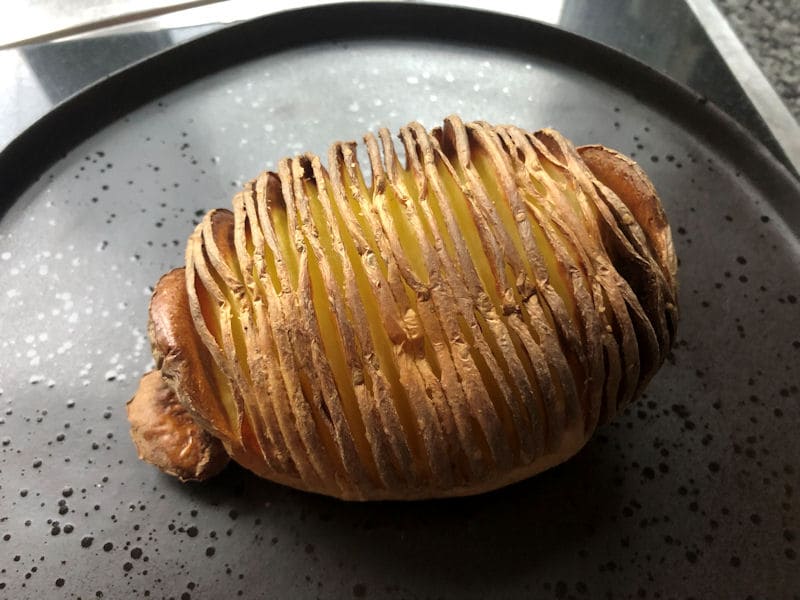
xmin=1 ymin=3 xmax=798 ymax=598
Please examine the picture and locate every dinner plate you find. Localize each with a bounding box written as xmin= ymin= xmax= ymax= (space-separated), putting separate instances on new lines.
xmin=1 ymin=4 xmax=798 ymax=598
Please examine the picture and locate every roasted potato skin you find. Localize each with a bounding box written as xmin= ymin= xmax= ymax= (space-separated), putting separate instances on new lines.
xmin=127 ymin=370 xmax=229 ymax=482
xmin=128 ymin=116 xmax=678 ymax=500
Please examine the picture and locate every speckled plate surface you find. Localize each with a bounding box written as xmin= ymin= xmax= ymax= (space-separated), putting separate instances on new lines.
xmin=1 ymin=4 xmax=799 ymax=599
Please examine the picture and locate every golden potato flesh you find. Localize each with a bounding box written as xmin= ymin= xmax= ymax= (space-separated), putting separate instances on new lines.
xmin=128 ymin=116 xmax=678 ymax=500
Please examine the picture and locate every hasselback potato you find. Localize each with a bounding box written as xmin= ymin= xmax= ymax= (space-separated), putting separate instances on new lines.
xmin=127 ymin=116 xmax=678 ymax=500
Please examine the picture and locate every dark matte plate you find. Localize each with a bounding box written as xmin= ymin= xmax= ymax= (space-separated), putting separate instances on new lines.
xmin=1 ymin=4 xmax=798 ymax=599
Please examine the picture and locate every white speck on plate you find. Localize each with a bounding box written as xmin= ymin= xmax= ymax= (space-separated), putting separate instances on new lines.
xmin=406 ymin=76 xmax=419 ymax=85
xmin=348 ymin=101 xmax=360 ymax=112
xmin=1 ymin=252 xmax=10 ymax=260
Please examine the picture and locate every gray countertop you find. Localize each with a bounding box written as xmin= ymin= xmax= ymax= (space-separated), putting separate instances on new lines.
xmin=715 ymin=0 xmax=799 ymax=121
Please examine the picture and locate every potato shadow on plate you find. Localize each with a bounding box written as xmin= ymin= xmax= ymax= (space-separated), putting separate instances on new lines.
xmin=182 ymin=433 xmax=624 ymax=589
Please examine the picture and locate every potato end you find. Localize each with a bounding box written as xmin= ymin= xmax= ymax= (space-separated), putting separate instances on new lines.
xmin=127 ymin=370 xmax=230 ymax=482
xmin=576 ymin=144 xmax=678 ymax=296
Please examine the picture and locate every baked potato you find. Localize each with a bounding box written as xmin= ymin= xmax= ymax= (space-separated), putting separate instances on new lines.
xmin=127 ymin=116 xmax=678 ymax=500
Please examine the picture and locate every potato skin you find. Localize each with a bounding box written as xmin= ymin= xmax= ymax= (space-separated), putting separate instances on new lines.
xmin=128 ymin=116 xmax=678 ymax=500
xmin=127 ymin=370 xmax=229 ymax=482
